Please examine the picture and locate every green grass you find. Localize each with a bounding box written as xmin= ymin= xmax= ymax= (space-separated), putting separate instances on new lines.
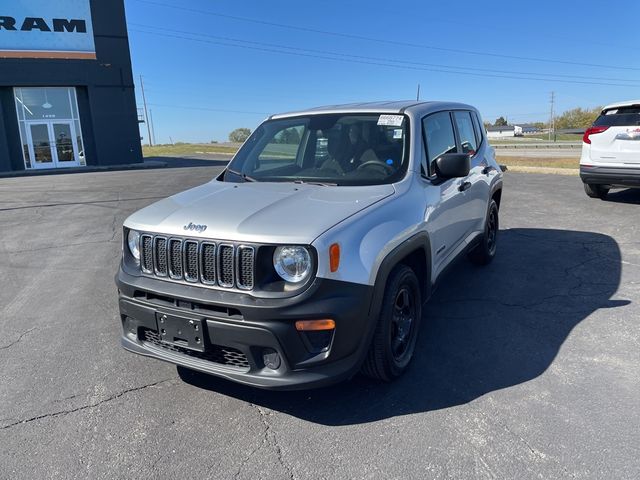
xmin=491 ymin=133 xmax=583 ymax=143
xmin=142 ymin=143 xmax=238 ymax=157
xmin=525 ymin=133 xmax=583 ymax=141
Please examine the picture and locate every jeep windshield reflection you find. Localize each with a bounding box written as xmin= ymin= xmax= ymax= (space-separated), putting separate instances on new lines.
xmin=224 ymin=113 xmax=409 ymax=186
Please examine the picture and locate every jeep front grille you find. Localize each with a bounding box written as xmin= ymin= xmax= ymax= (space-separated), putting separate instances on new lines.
xmin=154 ymin=237 xmax=168 ymax=276
xmin=141 ymin=235 xmax=153 ymax=272
xmin=237 ymin=247 xmax=255 ymax=290
xmin=140 ymin=234 xmax=255 ymax=291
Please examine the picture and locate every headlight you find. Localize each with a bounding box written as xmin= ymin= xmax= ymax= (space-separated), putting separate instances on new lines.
xmin=127 ymin=230 xmax=141 ymax=262
xmin=273 ymin=246 xmax=312 ymax=283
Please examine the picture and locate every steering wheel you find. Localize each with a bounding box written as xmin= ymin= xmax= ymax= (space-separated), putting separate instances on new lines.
xmin=356 ymin=160 xmax=394 ymax=175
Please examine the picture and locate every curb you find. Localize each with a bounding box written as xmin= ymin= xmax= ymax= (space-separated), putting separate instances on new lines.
xmin=0 ymin=160 xmax=168 ymax=179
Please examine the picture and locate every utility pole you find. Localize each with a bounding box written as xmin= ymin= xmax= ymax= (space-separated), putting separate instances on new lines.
xmin=549 ymin=91 xmax=555 ymax=142
xmin=140 ymin=75 xmax=153 ymax=147
xmin=416 ymin=83 xmax=420 ymax=101
xmin=149 ymin=109 xmax=156 ymax=146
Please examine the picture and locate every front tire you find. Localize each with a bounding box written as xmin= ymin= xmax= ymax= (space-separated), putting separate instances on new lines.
xmin=583 ymin=183 xmax=609 ymax=199
xmin=468 ymin=199 xmax=499 ymax=266
xmin=362 ymin=265 xmax=422 ymax=382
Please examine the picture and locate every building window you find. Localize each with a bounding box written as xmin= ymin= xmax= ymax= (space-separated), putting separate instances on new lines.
xmin=14 ymin=87 xmax=86 ymax=169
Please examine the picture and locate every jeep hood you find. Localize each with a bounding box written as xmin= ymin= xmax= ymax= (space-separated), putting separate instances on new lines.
xmin=124 ymin=180 xmax=395 ymax=244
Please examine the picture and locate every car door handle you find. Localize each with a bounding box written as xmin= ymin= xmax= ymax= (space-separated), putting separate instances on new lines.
xmin=459 ymin=181 xmax=472 ymax=192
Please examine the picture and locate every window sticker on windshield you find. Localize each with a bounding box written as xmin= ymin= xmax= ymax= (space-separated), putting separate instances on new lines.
xmin=377 ymin=115 xmax=404 ymax=126
xmin=606 ymin=109 xmax=618 ymax=115
xmin=393 ymin=129 xmax=403 ymax=139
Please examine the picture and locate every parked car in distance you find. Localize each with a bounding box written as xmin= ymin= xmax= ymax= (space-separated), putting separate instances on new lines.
xmin=116 ymin=101 xmax=503 ymax=390
xmin=580 ymin=100 xmax=640 ymax=199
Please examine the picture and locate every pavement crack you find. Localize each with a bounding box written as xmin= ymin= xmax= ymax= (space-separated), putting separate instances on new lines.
xmin=0 ymin=327 xmax=36 ymax=350
xmin=0 ymin=378 xmax=172 ymax=430
xmin=6 ymin=238 xmax=117 ymax=254
xmin=109 ymin=214 xmax=120 ymax=242
xmin=0 ymin=195 xmax=166 ymax=212
xmin=477 ymin=411 xmax=547 ymax=462
xmin=235 ymin=404 xmax=295 ymax=480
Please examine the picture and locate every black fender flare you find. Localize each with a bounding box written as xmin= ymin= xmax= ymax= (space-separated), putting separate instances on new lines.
xmin=367 ymin=231 xmax=432 ymax=323
xmin=490 ymin=179 xmax=503 ymax=205
xmin=345 ymin=232 xmax=433 ymax=378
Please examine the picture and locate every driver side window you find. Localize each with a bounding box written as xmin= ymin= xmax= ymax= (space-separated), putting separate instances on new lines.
xmin=422 ymin=111 xmax=457 ymax=176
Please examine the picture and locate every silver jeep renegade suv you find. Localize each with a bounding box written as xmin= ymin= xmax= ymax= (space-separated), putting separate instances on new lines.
xmin=117 ymin=101 xmax=503 ymax=390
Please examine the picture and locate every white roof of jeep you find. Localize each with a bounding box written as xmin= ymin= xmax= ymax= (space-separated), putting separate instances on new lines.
xmin=602 ymin=99 xmax=640 ymax=112
xmin=270 ymin=101 xmax=477 ymax=119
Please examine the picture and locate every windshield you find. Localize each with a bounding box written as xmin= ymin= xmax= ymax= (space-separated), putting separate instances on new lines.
xmin=224 ymin=113 xmax=409 ymax=186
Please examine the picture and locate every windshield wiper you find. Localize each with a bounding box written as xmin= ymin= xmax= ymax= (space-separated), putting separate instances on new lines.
xmin=226 ymin=168 xmax=256 ymax=182
xmin=293 ymin=180 xmax=338 ymax=187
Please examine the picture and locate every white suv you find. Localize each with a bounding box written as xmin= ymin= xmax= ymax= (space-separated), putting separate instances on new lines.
xmin=580 ymin=100 xmax=640 ymax=199
xmin=117 ymin=101 xmax=503 ymax=389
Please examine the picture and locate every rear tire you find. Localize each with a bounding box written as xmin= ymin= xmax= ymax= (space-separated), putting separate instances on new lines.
xmin=468 ymin=199 xmax=499 ymax=266
xmin=583 ymin=183 xmax=609 ymax=199
xmin=362 ymin=265 xmax=422 ymax=382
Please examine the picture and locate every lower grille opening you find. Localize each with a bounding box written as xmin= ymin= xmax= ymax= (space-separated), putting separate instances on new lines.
xmin=140 ymin=328 xmax=250 ymax=370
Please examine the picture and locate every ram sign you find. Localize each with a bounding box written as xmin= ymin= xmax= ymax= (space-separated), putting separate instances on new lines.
xmin=0 ymin=0 xmax=95 ymax=59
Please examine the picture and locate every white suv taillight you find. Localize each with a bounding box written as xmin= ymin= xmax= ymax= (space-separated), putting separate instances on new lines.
xmin=583 ymin=126 xmax=609 ymax=144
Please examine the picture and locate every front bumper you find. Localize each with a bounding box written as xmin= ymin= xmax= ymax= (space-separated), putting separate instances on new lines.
xmin=116 ymin=268 xmax=375 ymax=390
xmin=580 ymin=165 xmax=640 ymax=187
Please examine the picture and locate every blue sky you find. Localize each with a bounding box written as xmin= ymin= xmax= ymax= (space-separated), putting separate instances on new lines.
xmin=124 ymin=0 xmax=640 ymax=144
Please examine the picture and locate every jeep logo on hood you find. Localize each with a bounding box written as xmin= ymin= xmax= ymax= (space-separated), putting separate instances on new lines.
xmin=183 ymin=222 xmax=207 ymax=233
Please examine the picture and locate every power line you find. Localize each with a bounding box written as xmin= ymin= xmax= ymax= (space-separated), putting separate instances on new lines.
xmin=130 ymin=28 xmax=640 ymax=88
xmin=129 ymin=23 xmax=639 ymax=84
xmin=131 ymin=0 xmax=640 ymax=72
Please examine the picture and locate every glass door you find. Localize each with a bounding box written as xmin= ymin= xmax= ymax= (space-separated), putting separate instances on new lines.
xmin=26 ymin=121 xmax=80 ymax=169
xmin=51 ymin=122 xmax=80 ymax=167
xmin=27 ymin=123 xmax=55 ymax=169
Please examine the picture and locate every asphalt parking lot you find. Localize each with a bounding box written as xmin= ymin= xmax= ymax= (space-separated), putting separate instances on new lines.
xmin=1 ymin=163 xmax=639 ymax=479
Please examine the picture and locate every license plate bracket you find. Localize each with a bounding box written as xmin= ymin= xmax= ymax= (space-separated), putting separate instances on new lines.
xmin=156 ymin=313 xmax=206 ymax=352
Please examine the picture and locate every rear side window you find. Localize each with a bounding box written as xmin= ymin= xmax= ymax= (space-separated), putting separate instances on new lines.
xmin=594 ymin=107 xmax=640 ymax=127
xmin=422 ymin=111 xmax=457 ymax=175
xmin=471 ymin=111 xmax=484 ymax=146
xmin=453 ymin=111 xmax=478 ymax=155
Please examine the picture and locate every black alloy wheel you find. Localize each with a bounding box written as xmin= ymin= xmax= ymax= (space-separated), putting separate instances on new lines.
xmin=468 ymin=199 xmax=499 ymax=266
xmin=362 ymin=265 xmax=422 ymax=381
xmin=390 ymin=286 xmax=417 ymax=362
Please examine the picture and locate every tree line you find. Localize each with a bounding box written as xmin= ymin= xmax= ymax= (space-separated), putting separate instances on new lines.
xmin=483 ymin=106 xmax=603 ymax=130
xmin=230 ymin=105 xmax=604 ymax=140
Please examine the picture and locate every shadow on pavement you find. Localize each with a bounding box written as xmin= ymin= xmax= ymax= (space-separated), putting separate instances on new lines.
xmin=603 ymin=188 xmax=640 ymax=205
xmin=178 ymin=228 xmax=626 ymax=426
xmin=146 ymin=156 xmax=231 ymax=169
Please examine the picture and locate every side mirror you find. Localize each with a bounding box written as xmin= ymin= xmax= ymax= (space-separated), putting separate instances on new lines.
xmin=434 ymin=153 xmax=470 ymax=179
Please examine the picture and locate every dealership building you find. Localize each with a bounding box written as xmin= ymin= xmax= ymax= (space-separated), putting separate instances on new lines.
xmin=0 ymin=0 xmax=142 ymax=173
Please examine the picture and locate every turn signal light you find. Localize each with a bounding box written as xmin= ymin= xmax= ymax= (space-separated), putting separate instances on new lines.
xmin=295 ymin=319 xmax=336 ymax=331
xmin=583 ymin=126 xmax=609 ymax=144
xmin=329 ymin=243 xmax=340 ymax=272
